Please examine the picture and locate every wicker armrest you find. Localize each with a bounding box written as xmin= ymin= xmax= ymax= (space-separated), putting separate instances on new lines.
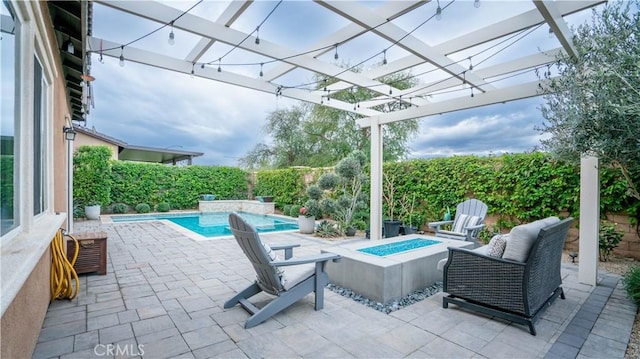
xmin=444 ymin=247 xmax=528 ymax=314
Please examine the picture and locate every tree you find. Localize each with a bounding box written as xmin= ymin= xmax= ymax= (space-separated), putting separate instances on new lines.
xmin=538 ymin=0 xmax=640 ymax=200
xmin=239 ymin=66 xmax=420 ymax=169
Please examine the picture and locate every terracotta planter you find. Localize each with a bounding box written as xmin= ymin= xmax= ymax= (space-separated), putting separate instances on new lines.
xmin=298 ymin=215 xmax=315 ymax=234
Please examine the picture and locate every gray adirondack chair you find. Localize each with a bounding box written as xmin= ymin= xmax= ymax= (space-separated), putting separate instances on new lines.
xmin=224 ymin=212 xmax=340 ymax=328
xmin=428 ymin=199 xmax=488 ymax=242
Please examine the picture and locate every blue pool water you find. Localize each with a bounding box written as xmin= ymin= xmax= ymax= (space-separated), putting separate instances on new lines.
xmin=358 ymin=238 xmax=440 ymax=256
xmin=111 ymin=212 xmax=298 ymax=237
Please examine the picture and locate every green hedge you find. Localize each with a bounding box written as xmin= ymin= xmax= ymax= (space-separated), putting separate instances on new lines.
xmin=72 ymin=151 xmax=637 ymax=224
xmin=78 ymin=161 xmax=249 ymax=210
xmin=252 ymin=168 xmax=309 ymax=209
xmin=381 ymin=152 xmax=636 ymax=229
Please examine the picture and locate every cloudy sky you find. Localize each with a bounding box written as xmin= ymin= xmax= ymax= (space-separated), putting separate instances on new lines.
xmin=84 ymin=0 xmax=602 ymax=166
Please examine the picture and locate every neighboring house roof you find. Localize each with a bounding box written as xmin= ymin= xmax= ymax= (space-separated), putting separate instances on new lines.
xmin=74 ymin=125 xmax=203 ymax=165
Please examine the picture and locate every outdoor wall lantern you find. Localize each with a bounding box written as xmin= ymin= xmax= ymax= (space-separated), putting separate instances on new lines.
xmin=63 ymin=125 xmax=76 ymax=141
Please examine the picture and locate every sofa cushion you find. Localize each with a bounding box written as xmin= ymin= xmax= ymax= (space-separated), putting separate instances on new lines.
xmin=486 ymin=234 xmax=508 ymax=258
xmin=502 ymin=217 xmax=560 ymax=262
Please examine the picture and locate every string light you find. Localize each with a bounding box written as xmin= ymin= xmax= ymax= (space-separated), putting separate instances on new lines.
xmin=468 ymin=57 xmax=473 ymax=71
xmin=119 ymin=46 xmax=125 ymax=67
xmin=259 ymin=63 xmax=264 ymax=77
xmin=471 ymin=87 xmax=475 ymax=97
xmin=334 ymin=44 xmax=339 ymax=60
xmin=382 ymin=50 xmax=387 ymax=65
xmin=168 ymin=21 xmax=175 ymax=45
xmin=389 ymin=86 xmax=393 ymax=95
xmin=255 ymin=26 xmax=260 ymax=45
xmin=217 ymin=59 xmax=221 ymax=72
xmin=474 ymin=0 xmax=481 ymax=8
xmin=190 ymin=63 xmax=195 ymax=78
xmin=436 ymin=0 xmax=442 ymax=21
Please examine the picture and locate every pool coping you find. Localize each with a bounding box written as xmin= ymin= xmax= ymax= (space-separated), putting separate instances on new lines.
xmin=100 ymin=211 xmax=300 ymax=241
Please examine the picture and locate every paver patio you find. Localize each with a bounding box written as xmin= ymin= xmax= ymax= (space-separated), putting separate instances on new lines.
xmin=35 ymin=219 xmax=635 ymax=358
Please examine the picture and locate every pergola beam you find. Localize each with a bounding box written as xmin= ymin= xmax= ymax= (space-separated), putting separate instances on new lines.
xmin=89 ymin=37 xmax=383 ymax=117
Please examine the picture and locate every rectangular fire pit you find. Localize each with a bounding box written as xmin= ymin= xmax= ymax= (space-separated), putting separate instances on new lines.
xmin=322 ymin=235 xmax=473 ymax=304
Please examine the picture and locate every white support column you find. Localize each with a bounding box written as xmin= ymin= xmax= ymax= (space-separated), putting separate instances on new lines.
xmin=579 ymin=156 xmax=599 ymax=286
xmin=369 ymin=119 xmax=383 ymax=240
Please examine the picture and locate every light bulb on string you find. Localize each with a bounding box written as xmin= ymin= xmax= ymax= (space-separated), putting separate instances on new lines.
xmin=389 ymin=86 xmax=393 ymax=95
xmin=119 ymin=46 xmax=125 ymax=67
xmin=168 ymin=21 xmax=175 ymax=45
xmin=255 ymin=26 xmax=260 ymax=45
xmin=468 ymin=57 xmax=473 ymax=71
xmin=334 ymin=44 xmax=339 ymax=60
xmin=436 ymin=0 xmax=442 ymax=21
xmin=190 ymin=63 xmax=195 ymax=78
xmin=474 ymin=0 xmax=480 ymax=8
xmin=259 ymin=63 xmax=264 ymax=77
xmin=471 ymin=87 xmax=475 ymax=98
xmin=217 ymin=59 xmax=221 ymax=73
xmin=382 ymin=50 xmax=387 ymax=65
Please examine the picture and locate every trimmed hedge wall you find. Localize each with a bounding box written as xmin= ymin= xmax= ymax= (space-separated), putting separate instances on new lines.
xmin=108 ymin=162 xmax=248 ymax=210
xmin=252 ymin=168 xmax=310 ymax=209
xmin=73 ymin=152 xmax=637 ymax=225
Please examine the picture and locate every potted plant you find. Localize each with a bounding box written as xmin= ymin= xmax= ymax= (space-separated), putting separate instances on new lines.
xmin=73 ymin=145 xmax=112 ymax=220
xmin=382 ymin=172 xmax=401 ymax=238
xmin=398 ymin=193 xmax=420 ymax=235
xmin=298 ymin=203 xmax=319 ymax=234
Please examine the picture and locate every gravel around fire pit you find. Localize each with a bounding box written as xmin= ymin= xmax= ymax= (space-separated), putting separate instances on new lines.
xmin=327 ymin=282 xmax=443 ymax=314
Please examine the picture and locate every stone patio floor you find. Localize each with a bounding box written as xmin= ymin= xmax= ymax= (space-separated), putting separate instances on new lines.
xmin=34 ymin=219 xmax=636 ymax=358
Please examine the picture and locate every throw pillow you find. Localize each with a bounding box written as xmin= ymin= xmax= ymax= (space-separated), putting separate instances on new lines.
xmin=452 ymin=214 xmax=481 ymax=233
xmin=486 ymin=234 xmax=508 ymax=258
xmin=502 ymin=217 xmax=560 ymax=262
xmin=262 ymin=242 xmax=287 ymax=287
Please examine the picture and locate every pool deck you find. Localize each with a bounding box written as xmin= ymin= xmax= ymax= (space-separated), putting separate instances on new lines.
xmin=34 ymin=219 xmax=636 ymax=358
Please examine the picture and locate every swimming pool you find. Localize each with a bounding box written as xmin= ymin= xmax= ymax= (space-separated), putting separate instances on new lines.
xmin=110 ymin=211 xmax=298 ymax=238
xmin=357 ymin=238 xmax=440 ymax=256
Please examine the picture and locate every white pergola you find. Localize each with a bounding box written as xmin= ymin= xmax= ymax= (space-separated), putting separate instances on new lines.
xmin=87 ymin=0 xmax=606 ymax=285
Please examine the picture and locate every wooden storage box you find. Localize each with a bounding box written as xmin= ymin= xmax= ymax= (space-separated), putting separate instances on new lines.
xmin=67 ymin=231 xmax=107 ymax=275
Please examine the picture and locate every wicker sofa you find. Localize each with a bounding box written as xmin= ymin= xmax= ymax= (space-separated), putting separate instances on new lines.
xmin=442 ymin=217 xmax=573 ymax=335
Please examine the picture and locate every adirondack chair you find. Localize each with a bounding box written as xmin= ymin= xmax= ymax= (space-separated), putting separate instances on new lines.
xmin=224 ymin=212 xmax=340 ymax=328
xmin=428 ymin=199 xmax=488 ymax=242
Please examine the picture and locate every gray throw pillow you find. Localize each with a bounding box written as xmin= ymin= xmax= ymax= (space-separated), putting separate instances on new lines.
xmin=502 ymin=217 xmax=560 ymax=262
xmin=486 ymin=234 xmax=508 ymax=258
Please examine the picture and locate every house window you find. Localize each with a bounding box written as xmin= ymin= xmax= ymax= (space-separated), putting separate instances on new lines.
xmin=1 ymin=2 xmax=17 ymax=235
xmin=33 ymin=56 xmax=45 ymax=215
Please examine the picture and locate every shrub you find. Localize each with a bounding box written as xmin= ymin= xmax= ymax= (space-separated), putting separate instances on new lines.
xmin=73 ymin=145 xmax=112 ymax=206
xmin=156 ymin=202 xmax=171 ymax=212
xmin=303 ymin=199 xmax=322 ymax=219
xmin=112 ymin=203 xmax=128 ymax=214
xmin=306 ymin=185 xmax=323 ymax=200
xmin=623 ymin=265 xmax=640 ymax=306
xmin=135 ymin=203 xmax=151 ymax=213
xmin=599 ymin=221 xmax=624 ymax=261
xmin=282 ymin=204 xmax=292 ymax=217
xmin=315 ymin=220 xmax=340 ymax=238
xmin=289 ymin=205 xmax=302 ymax=217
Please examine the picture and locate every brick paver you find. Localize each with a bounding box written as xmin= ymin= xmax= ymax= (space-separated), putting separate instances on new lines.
xmin=33 ymin=219 xmax=636 ymax=358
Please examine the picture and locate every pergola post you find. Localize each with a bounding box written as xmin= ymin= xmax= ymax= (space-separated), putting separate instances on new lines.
xmin=579 ymin=155 xmax=599 ymax=286
xmin=369 ymin=119 xmax=383 ymax=240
